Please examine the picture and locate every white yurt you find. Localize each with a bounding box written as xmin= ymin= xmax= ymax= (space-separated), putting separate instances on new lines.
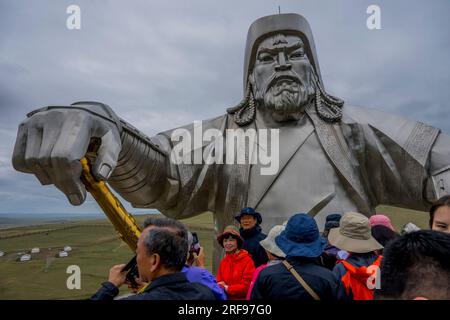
xmin=31 ymin=248 xmax=40 ymax=254
xmin=20 ymin=254 xmax=31 ymax=262
xmin=63 ymin=246 xmax=72 ymax=252
xmin=58 ymin=251 xmax=69 ymax=258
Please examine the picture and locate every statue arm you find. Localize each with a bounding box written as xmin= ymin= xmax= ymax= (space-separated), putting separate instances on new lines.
xmin=106 ymin=120 xmax=176 ymax=209
xmin=108 ymin=115 xmax=227 ymax=219
xmin=426 ymin=132 xmax=450 ymax=201
xmin=343 ymin=105 xmax=447 ymax=210
xmin=13 ymin=100 xmax=220 ymax=217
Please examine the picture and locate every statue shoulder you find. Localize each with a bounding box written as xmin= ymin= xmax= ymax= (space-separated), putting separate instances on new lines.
xmin=342 ymin=104 xmax=439 ymax=146
xmin=342 ymin=104 xmax=416 ymax=128
xmin=341 ymin=104 xmax=440 ymax=166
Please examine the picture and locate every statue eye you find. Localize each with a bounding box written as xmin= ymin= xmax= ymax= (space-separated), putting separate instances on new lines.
xmin=290 ymin=50 xmax=305 ymax=59
xmin=258 ymin=53 xmax=274 ymax=63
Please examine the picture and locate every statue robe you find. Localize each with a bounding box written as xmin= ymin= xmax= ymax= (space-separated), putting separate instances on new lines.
xmin=115 ymin=104 xmax=450 ymax=270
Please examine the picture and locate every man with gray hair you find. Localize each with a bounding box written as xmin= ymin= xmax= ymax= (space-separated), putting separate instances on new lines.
xmin=90 ymin=217 xmax=215 ymax=300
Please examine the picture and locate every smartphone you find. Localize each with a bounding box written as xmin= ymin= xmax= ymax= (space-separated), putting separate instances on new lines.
xmin=122 ymin=255 xmax=139 ymax=288
xmin=191 ymin=232 xmax=201 ymax=256
xmin=192 ymin=232 xmax=199 ymax=245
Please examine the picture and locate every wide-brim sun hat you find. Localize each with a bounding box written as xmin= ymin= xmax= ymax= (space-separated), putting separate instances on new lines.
xmin=259 ymin=225 xmax=286 ymax=258
xmin=217 ymin=225 xmax=244 ymax=248
xmin=275 ymin=213 xmax=326 ymax=258
xmin=234 ymin=207 xmax=262 ymax=225
xmin=329 ymin=211 xmax=383 ymax=253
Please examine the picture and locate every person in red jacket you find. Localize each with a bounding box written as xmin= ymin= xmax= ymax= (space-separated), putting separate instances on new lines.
xmin=216 ymin=225 xmax=255 ymax=300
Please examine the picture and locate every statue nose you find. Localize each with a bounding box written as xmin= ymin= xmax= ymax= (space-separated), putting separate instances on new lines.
xmin=275 ymin=51 xmax=292 ymax=72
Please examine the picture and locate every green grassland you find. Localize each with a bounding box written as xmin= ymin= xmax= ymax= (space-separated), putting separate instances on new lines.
xmin=0 ymin=213 xmax=215 ymax=300
xmin=0 ymin=206 xmax=430 ymax=300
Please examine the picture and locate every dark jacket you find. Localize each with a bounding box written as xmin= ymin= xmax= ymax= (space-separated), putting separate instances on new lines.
xmin=240 ymin=226 xmax=268 ymax=268
xmin=332 ymin=252 xmax=379 ymax=299
xmin=90 ymin=272 xmax=216 ymax=300
xmin=250 ymin=257 xmax=348 ymax=300
xmin=319 ymin=245 xmax=340 ymax=270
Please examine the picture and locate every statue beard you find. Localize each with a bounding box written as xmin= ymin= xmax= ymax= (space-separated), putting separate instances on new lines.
xmin=254 ymin=73 xmax=315 ymax=122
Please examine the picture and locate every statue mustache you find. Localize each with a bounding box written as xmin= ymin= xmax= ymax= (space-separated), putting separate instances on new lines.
xmin=264 ymin=71 xmax=303 ymax=96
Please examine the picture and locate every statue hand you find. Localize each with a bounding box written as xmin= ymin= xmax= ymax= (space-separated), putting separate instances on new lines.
xmin=11 ymin=103 xmax=122 ymax=206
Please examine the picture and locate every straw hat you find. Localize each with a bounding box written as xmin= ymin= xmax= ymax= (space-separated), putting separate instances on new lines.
xmin=328 ymin=212 xmax=383 ymax=253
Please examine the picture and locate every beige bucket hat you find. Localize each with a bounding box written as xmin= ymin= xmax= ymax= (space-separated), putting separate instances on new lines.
xmin=328 ymin=212 xmax=383 ymax=253
xmin=259 ymin=225 xmax=286 ymax=258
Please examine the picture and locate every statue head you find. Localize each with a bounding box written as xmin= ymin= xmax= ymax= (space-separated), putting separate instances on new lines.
xmin=228 ymin=13 xmax=344 ymax=125
xmin=249 ymin=33 xmax=316 ymax=122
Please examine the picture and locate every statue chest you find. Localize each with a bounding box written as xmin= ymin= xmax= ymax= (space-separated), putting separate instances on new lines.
xmin=247 ymin=125 xmax=358 ymax=231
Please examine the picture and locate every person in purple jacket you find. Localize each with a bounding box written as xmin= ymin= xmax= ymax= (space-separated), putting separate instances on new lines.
xmin=182 ymin=231 xmax=227 ymax=300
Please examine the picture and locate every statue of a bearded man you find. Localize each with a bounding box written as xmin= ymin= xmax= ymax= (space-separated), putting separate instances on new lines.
xmin=12 ymin=14 xmax=450 ymax=270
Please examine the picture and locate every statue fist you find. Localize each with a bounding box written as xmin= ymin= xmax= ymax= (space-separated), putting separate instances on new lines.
xmin=11 ymin=102 xmax=122 ymax=206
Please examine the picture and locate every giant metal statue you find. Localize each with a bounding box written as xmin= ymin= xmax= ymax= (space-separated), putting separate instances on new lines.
xmin=11 ymin=14 xmax=450 ymax=270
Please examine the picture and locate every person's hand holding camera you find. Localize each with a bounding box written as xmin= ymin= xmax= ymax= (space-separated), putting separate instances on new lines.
xmin=192 ymin=246 xmax=205 ymax=268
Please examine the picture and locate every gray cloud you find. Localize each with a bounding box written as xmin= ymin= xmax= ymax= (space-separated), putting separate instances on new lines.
xmin=0 ymin=0 xmax=449 ymax=214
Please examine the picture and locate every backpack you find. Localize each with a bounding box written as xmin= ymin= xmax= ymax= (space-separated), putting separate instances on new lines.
xmin=340 ymin=256 xmax=382 ymax=300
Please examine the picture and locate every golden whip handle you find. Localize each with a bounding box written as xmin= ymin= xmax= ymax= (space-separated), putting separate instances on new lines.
xmin=80 ymin=157 xmax=142 ymax=251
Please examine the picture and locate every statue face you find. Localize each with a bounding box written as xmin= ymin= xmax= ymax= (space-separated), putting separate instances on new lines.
xmin=250 ymin=34 xmax=316 ymax=122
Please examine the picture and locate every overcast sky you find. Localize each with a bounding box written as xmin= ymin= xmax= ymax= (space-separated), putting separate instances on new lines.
xmin=1 ymin=0 xmax=449 ymax=215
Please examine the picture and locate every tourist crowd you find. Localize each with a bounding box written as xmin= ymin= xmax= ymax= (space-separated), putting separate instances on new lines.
xmin=90 ymin=195 xmax=450 ymax=300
